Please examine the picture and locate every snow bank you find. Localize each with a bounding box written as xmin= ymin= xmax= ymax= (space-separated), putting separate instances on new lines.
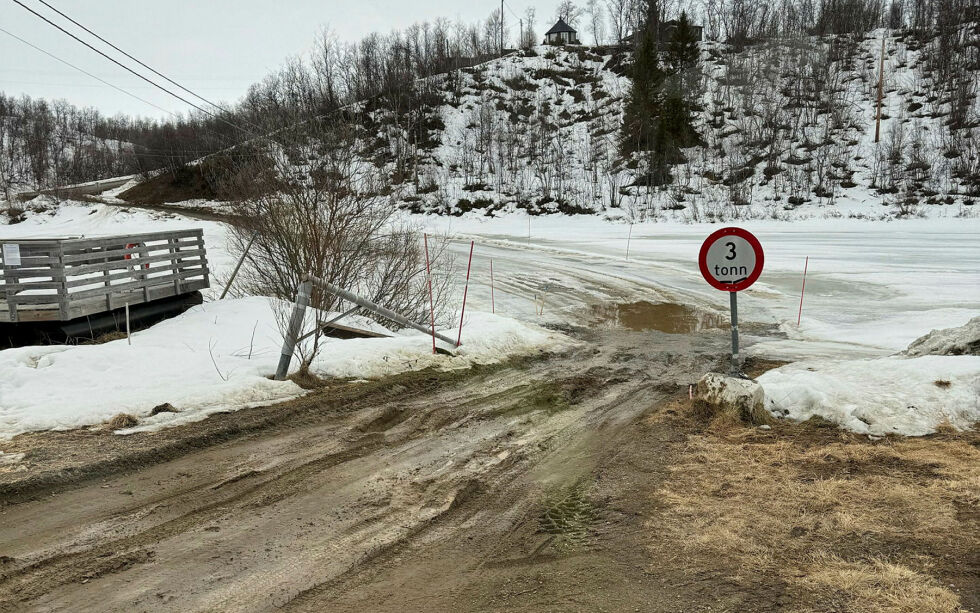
xmin=0 ymin=298 xmax=571 ymax=439
xmin=0 ymin=297 xmax=300 ymax=439
xmin=759 ymin=355 xmax=980 ymax=435
xmin=903 ymin=316 xmax=980 ymax=357
xmin=309 ymin=310 xmax=568 ymax=380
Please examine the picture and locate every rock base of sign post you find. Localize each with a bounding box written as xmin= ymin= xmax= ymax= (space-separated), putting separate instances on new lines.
xmin=693 ymin=373 xmax=773 ymax=426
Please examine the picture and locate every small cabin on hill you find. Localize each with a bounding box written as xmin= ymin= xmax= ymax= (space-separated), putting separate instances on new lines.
xmin=622 ymin=20 xmax=704 ymax=45
xmin=544 ymin=19 xmax=580 ymax=45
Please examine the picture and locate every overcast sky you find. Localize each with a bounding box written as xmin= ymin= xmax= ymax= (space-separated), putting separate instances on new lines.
xmin=1 ymin=0 xmax=561 ymax=120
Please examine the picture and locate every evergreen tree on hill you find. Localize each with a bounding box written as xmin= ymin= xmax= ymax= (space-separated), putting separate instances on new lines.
xmin=666 ymin=12 xmax=699 ymax=69
xmin=619 ymin=1 xmax=664 ymax=156
xmin=619 ymin=4 xmax=701 ymax=186
xmin=662 ymin=11 xmax=702 ymax=149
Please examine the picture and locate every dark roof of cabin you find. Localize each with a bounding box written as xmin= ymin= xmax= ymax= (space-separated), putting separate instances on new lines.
xmin=545 ymin=18 xmax=576 ymax=35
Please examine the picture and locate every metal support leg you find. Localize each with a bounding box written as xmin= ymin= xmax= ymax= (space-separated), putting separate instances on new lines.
xmin=275 ymin=280 xmax=313 ymax=381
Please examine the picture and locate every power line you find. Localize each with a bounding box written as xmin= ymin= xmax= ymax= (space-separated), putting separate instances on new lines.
xmin=31 ymin=0 xmax=263 ymax=134
xmin=1 ymin=23 xmax=242 ymax=152
xmin=9 ymin=0 xmax=254 ymax=138
xmin=0 ymin=79 xmax=246 ymax=92
xmin=0 ymin=25 xmax=176 ymax=117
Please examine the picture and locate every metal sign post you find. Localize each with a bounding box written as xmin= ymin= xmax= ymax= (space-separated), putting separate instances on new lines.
xmin=729 ymin=291 xmax=739 ymax=375
xmin=698 ymin=227 xmax=764 ymax=377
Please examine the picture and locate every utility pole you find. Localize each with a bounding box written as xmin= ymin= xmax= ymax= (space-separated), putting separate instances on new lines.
xmin=875 ymin=32 xmax=886 ymax=143
xmin=500 ymin=0 xmax=505 ymax=55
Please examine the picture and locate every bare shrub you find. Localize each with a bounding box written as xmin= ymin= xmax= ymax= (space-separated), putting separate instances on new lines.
xmin=226 ymin=120 xmax=456 ymax=369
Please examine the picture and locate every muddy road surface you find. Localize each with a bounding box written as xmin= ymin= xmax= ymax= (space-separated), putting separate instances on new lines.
xmin=0 ymin=307 xmax=741 ymax=612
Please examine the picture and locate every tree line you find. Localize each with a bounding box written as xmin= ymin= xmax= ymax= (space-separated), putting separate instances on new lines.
xmin=0 ymin=8 xmax=521 ymax=197
xmin=1 ymin=0 xmax=976 ymax=201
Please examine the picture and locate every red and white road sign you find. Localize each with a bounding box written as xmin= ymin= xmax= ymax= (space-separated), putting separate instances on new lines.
xmin=698 ymin=227 xmax=764 ymax=292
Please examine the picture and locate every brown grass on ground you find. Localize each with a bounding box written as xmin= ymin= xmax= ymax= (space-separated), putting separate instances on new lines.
xmin=81 ymin=331 xmax=127 ymax=345
xmin=646 ymin=399 xmax=979 ymax=613
xmin=105 ymin=413 xmax=138 ymax=430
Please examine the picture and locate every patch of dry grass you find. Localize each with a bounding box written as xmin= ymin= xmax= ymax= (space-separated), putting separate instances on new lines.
xmin=647 ymin=406 xmax=979 ymax=612
xmin=81 ymin=330 xmax=127 ymax=345
xmin=105 ymin=413 xmax=138 ymax=429
xmin=799 ymin=554 xmax=964 ymax=613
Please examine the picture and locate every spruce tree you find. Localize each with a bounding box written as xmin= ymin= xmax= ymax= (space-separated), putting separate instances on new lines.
xmin=619 ymin=5 xmax=702 ymax=186
xmin=619 ymin=1 xmax=664 ymax=157
xmin=666 ymin=12 xmax=699 ymax=70
xmin=662 ymin=11 xmax=701 ymax=152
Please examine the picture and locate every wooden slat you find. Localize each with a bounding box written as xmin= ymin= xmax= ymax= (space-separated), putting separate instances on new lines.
xmin=65 ymin=279 xmax=209 ymax=319
xmin=61 ymin=235 xmax=197 ymax=250
xmin=0 ymin=269 xmax=60 ymax=281
xmin=56 ymin=242 xmax=68 ymax=320
xmin=0 ymin=255 xmax=62 ymax=266
xmin=65 ymin=251 xmax=205 ymax=277
xmin=168 ymin=238 xmax=181 ymax=295
xmin=67 ymin=265 xmax=208 ymax=294
xmin=0 ymin=242 xmax=61 ymax=255
xmin=0 ymin=281 xmax=65 ymax=291
xmin=61 ymin=238 xmax=203 ymax=264
xmin=60 ymin=229 xmax=202 ymax=250
xmin=63 ymin=249 xmax=206 ymax=276
xmin=1 ymin=249 xmax=16 ymax=322
xmin=3 ymin=294 xmax=62 ymax=305
xmin=65 ymin=260 xmax=205 ymax=289
xmin=67 ymin=268 xmax=208 ymax=301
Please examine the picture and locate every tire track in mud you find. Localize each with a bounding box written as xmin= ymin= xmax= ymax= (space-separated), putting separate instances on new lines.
xmin=0 ymin=344 xmax=685 ymax=612
xmin=278 ymin=380 xmax=681 ymax=613
xmin=0 ymin=432 xmax=387 ymax=606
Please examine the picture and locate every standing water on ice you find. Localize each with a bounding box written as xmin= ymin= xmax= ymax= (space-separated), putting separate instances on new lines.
xmin=591 ymin=301 xmax=725 ymax=334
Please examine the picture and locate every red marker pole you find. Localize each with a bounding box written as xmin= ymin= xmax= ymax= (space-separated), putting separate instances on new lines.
xmin=797 ymin=256 xmax=809 ymax=327
xmin=626 ymin=223 xmax=633 ymax=261
xmin=490 ymin=258 xmax=495 ymax=314
xmin=424 ymin=233 xmax=436 ymax=354
xmin=457 ymin=241 xmax=475 ymax=346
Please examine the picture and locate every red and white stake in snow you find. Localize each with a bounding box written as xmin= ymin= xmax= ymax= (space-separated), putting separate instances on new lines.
xmin=490 ymin=258 xmax=495 ymax=314
xmin=797 ymin=256 xmax=809 ymax=326
xmin=457 ymin=240 xmax=475 ymax=346
xmin=424 ymin=233 xmax=436 ymax=354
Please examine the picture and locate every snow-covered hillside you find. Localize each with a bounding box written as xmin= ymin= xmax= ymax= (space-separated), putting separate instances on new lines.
xmin=0 ymin=95 xmax=141 ymax=198
xmin=365 ymin=29 xmax=978 ymax=220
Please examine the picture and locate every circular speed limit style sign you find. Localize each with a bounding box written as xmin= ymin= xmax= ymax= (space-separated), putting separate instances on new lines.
xmin=698 ymin=227 xmax=764 ymax=292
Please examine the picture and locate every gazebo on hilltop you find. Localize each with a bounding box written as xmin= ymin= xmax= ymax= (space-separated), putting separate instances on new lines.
xmin=544 ymin=18 xmax=579 ymax=45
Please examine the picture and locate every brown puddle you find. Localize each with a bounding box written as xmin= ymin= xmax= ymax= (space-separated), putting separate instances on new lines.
xmin=591 ymin=301 xmax=726 ymax=334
